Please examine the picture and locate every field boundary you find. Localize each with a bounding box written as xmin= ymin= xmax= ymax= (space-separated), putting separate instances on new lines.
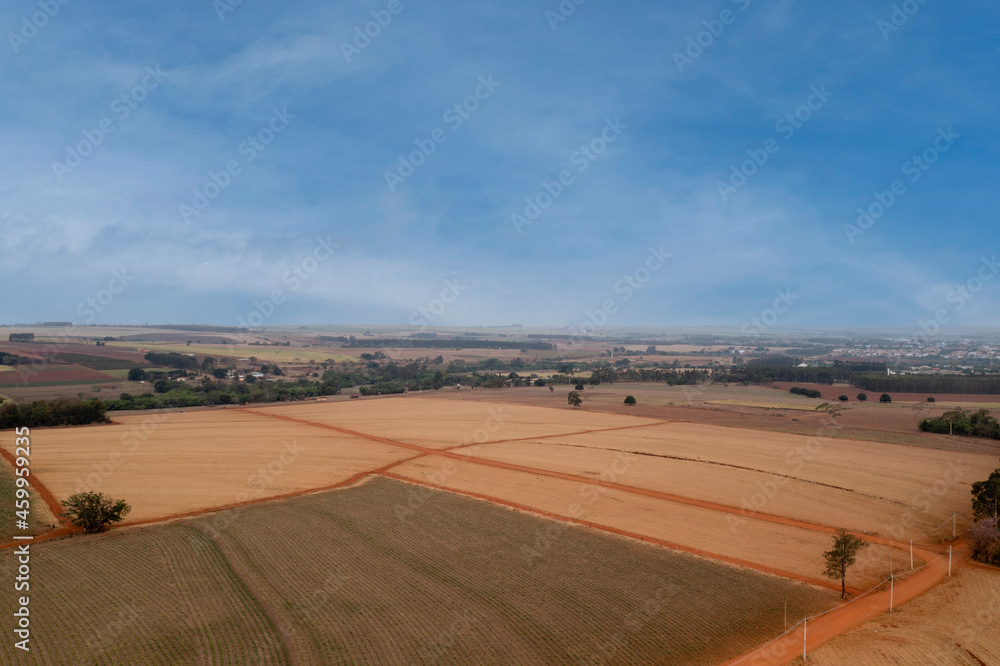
xmin=380 ymin=472 xmax=854 ymax=594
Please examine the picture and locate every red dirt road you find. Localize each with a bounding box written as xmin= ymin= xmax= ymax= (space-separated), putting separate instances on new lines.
xmin=729 ymin=542 xmax=962 ymax=665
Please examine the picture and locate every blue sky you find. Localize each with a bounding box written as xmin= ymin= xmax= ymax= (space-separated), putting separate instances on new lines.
xmin=2 ymin=0 xmax=998 ymax=332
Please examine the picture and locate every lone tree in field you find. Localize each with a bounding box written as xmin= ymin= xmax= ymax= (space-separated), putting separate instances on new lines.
xmin=567 ymin=391 xmax=582 ymax=408
xmin=823 ymin=528 xmax=869 ymax=599
xmin=624 ymin=395 xmax=637 ymax=405
xmin=60 ymin=492 xmax=131 ymax=534
xmin=857 ymin=393 xmax=867 ymax=402
xmin=880 ymin=393 xmax=892 ymax=403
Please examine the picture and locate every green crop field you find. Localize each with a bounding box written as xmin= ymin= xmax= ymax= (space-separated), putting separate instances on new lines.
xmin=4 ymin=477 xmax=835 ymax=665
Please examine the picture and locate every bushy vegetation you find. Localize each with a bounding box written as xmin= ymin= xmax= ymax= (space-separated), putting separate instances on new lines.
xmin=789 ymin=386 xmax=822 ymax=398
xmin=60 ymin=491 xmax=131 ymax=534
xmin=590 ymin=367 xmax=706 ymax=385
xmin=144 ymin=351 xmax=201 ymax=370
xmin=969 ymin=467 xmax=1000 ymax=566
xmin=853 ymin=373 xmax=1000 ymax=395
xmin=969 ymin=518 xmax=1000 ymax=566
xmin=919 ymin=409 xmax=1000 ymax=439
xmin=0 ymin=352 xmax=26 ymax=365
xmin=0 ymin=398 xmax=109 ymax=429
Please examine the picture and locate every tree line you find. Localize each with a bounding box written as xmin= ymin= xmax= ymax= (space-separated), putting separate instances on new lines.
xmin=0 ymin=398 xmax=109 ymax=429
xmin=342 ymin=338 xmax=555 ymax=351
xmin=143 ymin=351 xmax=200 ymax=370
xmin=919 ymin=409 xmax=1000 ymax=439
xmin=853 ymin=374 xmax=1000 ymax=395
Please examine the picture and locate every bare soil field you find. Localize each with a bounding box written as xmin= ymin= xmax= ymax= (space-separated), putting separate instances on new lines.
xmin=15 ymin=409 xmax=413 ymax=523
xmin=0 ymin=380 xmax=154 ymax=403
xmin=807 ymin=565 xmax=1000 ymax=665
xmin=435 ymin=384 xmax=1000 ymax=455
xmin=458 ymin=436 xmax=987 ymax=540
xmin=0 ymin=342 xmax=148 ymax=363
xmin=0 ymin=364 xmax=114 ymax=386
xmin=1 ymin=477 xmax=836 ymax=665
xmin=256 ymin=397 xmax=662 ymax=449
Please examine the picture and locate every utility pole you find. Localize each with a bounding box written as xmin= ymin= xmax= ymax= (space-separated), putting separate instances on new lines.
xmin=910 ymin=539 xmax=913 ymax=569
xmin=890 ymin=573 xmax=894 ymax=612
xmin=803 ymin=618 xmax=807 ymax=661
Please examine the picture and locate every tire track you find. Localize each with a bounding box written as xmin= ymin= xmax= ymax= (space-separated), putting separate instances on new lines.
xmin=185 ymin=522 xmax=299 ymax=666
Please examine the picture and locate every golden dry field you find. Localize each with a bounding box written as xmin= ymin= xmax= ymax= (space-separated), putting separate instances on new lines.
xmin=5 ymin=394 xmax=998 ymax=664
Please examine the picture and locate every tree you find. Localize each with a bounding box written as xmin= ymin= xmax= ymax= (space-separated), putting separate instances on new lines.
xmin=567 ymin=391 xmax=582 ymax=408
xmin=548 ymin=385 xmax=555 ymax=393
xmin=972 ymin=469 xmax=1000 ymax=521
xmin=127 ymin=368 xmax=147 ymax=381
xmin=838 ymin=395 xmax=849 ymax=402
xmin=823 ymin=528 xmax=869 ymax=599
xmin=927 ymin=397 xmax=936 ymax=403
xmin=857 ymin=393 xmax=867 ymax=402
xmin=624 ymin=395 xmax=637 ymax=405
xmin=60 ymin=492 xmax=131 ymax=534
xmin=968 ymin=518 xmax=1000 ymax=565
xmin=817 ymin=402 xmax=844 ymax=425
xmin=574 ymin=383 xmax=584 ymax=391
xmin=879 ymin=393 xmax=892 ymax=403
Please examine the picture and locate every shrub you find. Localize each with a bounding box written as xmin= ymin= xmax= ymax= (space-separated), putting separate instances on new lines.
xmin=838 ymin=395 xmax=848 ymax=402
xmin=879 ymin=393 xmax=892 ymax=403
xmin=624 ymin=395 xmax=637 ymax=405
xmin=969 ymin=518 xmax=1000 ymax=566
xmin=60 ymin=492 xmax=131 ymax=534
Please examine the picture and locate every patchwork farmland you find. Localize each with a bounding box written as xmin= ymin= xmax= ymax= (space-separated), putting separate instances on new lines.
xmin=2 ymin=395 xmax=997 ymax=663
